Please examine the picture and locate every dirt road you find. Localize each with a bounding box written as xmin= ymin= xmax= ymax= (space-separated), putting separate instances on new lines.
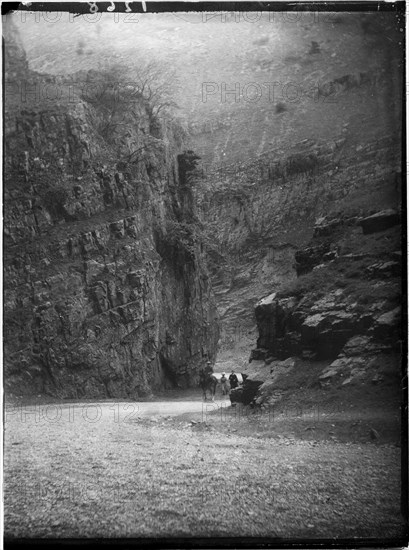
xmin=4 ymin=395 xmax=405 ymax=540
xmin=4 ymin=395 xmax=229 ymax=424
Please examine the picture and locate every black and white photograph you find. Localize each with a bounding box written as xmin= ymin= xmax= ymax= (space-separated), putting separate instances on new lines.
xmin=3 ymin=1 xmax=407 ymax=544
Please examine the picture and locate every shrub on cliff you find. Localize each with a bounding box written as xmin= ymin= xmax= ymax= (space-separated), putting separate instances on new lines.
xmin=156 ymin=216 xmax=223 ymax=265
xmin=161 ymin=219 xmax=198 ymax=260
xmin=278 ymin=265 xmax=333 ymax=300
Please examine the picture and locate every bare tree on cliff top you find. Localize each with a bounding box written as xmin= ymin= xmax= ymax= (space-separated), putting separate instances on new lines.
xmin=132 ymin=59 xmax=179 ymax=119
xmin=82 ymin=61 xmax=179 ymax=143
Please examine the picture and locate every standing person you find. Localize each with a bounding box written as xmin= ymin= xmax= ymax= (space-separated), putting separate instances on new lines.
xmin=201 ymin=360 xmax=216 ymax=401
xmin=229 ymin=370 xmax=239 ymax=390
xmin=220 ymin=372 xmax=228 ymax=395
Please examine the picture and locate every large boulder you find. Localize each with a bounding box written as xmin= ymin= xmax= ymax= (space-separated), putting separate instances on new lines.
xmin=300 ymin=310 xmax=357 ymax=359
xmin=230 ymin=360 xmax=270 ymax=405
xmin=358 ymin=209 xmax=400 ymax=234
xmin=231 ymin=357 xmax=297 ymax=406
xmin=294 ymin=243 xmax=330 ymax=276
xmin=313 ymin=216 xmax=342 ymax=237
xmin=241 ymin=360 xmax=271 ymax=383
xmin=373 ymin=307 xmax=401 ymax=341
xmin=254 ymin=294 xmax=297 ymax=357
xmin=230 ymin=381 xmax=263 ymax=405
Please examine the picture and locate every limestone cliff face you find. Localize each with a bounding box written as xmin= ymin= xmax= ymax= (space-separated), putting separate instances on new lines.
xmin=4 ymin=22 xmax=219 ymax=398
xmin=197 ymin=72 xmax=402 ymax=394
xmin=199 ymin=129 xmax=401 ymax=354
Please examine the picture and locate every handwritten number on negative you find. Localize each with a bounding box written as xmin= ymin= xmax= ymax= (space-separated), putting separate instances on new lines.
xmin=88 ymin=2 xmax=98 ymax=13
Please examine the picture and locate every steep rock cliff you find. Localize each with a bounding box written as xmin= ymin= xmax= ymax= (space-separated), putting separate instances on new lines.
xmin=198 ymin=128 xmax=401 ymax=357
xmin=4 ymin=22 xmax=219 ymax=398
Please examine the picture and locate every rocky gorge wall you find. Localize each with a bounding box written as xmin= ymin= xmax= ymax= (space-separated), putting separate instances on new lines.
xmin=205 ymin=135 xmax=402 ymax=405
xmin=4 ymin=23 xmax=219 ymax=399
xmin=243 ymin=207 xmax=402 ymax=408
xmin=198 ymin=128 xmax=401 ymax=352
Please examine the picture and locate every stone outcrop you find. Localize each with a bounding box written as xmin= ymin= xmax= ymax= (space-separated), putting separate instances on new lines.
xmin=253 ymin=289 xmax=369 ymax=360
xmin=4 ymin=21 xmax=219 ymax=398
xmin=318 ymin=330 xmax=401 ymax=387
xmin=359 ymin=209 xmax=400 ymax=235
xmin=373 ymin=307 xmax=401 ymax=341
xmin=254 ymin=357 xmax=296 ymax=406
xmin=253 ymin=271 xmax=401 ymax=363
xmin=294 ymin=243 xmax=332 ymax=276
xmin=229 ymin=360 xmax=269 ymax=405
xmin=249 ymin=206 xmax=401 ymax=392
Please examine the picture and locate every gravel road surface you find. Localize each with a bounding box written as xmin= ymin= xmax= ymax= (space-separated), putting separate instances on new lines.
xmin=4 ymin=397 xmax=404 ymax=540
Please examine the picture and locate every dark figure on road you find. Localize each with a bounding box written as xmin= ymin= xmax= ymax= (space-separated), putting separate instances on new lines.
xmin=220 ymin=372 xmax=228 ymax=395
xmin=229 ymin=370 xmax=239 ymax=390
xmin=199 ymin=366 xmax=217 ymax=401
xmin=205 ymin=360 xmax=213 ymax=375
